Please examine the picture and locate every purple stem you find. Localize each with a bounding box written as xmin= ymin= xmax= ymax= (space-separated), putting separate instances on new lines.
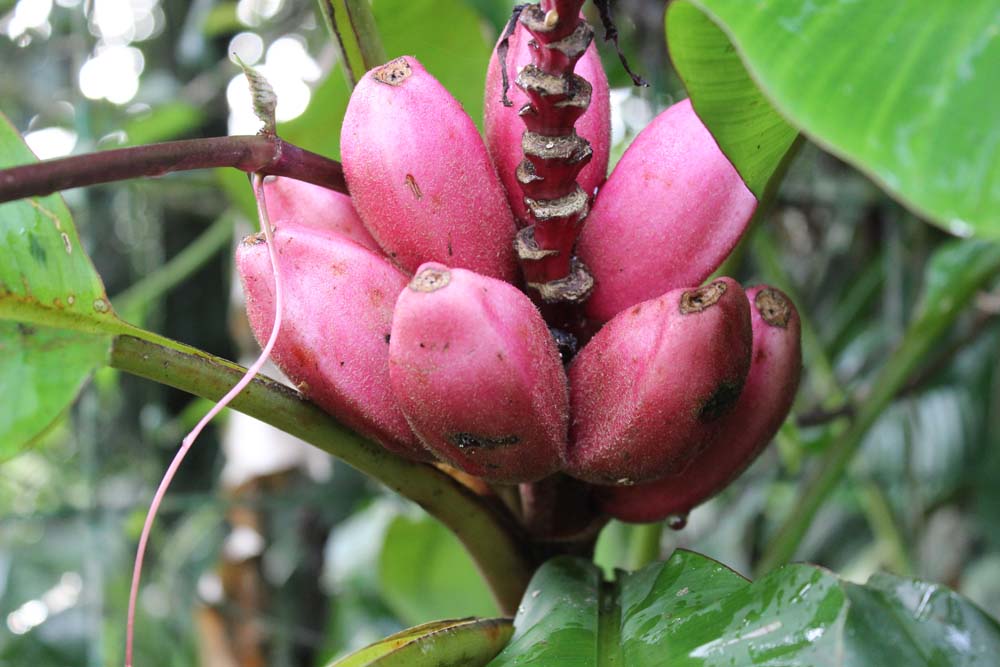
xmin=0 ymin=135 xmax=348 ymax=204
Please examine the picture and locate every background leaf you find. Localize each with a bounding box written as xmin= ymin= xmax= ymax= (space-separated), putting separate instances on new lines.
xmin=666 ymin=0 xmax=1000 ymax=235
xmin=328 ymin=618 xmax=512 ymax=667
xmin=378 ymin=511 xmax=498 ymax=625
xmin=0 ymin=112 xmax=117 ymax=455
xmin=0 ymin=114 xmax=117 ymax=331
xmin=0 ymin=323 xmax=108 ymax=458
xmin=488 ymin=551 xmax=1000 ymax=666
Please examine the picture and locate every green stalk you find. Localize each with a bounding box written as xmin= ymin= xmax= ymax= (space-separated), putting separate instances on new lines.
xmin=317 ymin=0 xmax=387 ymax=87
xmin=625 ymin=522 xmax=663 ymax=571
xmin=109 ymin=333 xmax=533 ymax=614
xmin=857 ymin=480 xmax=913 ymax=576
xmin=756 ymin=241 xmax=1000 ymax=575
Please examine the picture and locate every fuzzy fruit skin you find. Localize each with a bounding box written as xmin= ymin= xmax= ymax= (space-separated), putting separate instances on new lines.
xmin=565 ymin=277 xmax=752 ymax=485
xmin=389 ymin=263 xmax=568 ymax=483
xmin=263 ymin=176 xmax=379 ymax=251
xmin=237 ymin=225 xmax=428 ymax=460
xmin=341 ymin=56 xmax=517 ymax=281
xmin=598 ymin=286 xmax=802 ymax=522
xmin=484 ymin=21 xmax=611 ymax=225
xmin=578 ymin=98 xmax=757 ymax=322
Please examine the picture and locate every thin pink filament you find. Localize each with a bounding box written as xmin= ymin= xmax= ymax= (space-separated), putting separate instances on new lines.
xmin=124 ymin=173 xmax=283 ymax=666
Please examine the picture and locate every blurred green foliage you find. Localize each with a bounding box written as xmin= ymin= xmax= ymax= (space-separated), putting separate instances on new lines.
xmin=1 ymin=0 xmax=999 ymax=665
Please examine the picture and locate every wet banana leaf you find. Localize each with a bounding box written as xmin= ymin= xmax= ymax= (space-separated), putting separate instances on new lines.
xmin=487 ymin=550 xmax=1000 ymax=666
xmin=666 ymin=0 xmax=1000 ymax=236
xmin=0 ymin=111 xmax=120 ymax=456
xmin=327 ymin=617 xmax=513 ymax=667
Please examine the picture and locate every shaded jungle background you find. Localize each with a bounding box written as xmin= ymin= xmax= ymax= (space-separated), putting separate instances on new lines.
xmin=1 ymin=0 xmax=999 ymax=664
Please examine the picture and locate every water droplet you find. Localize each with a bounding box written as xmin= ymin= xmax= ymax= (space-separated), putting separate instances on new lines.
xmin=947 ymin=218 xmax=974 ymax=238
xmin=93 ymin=298 xmax=109 ymax=313
xmin=667 ymin=513 xmax=688 ymax=530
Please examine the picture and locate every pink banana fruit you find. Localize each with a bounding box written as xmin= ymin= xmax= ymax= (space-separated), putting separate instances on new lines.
xmin=578 ymin=98 xmax=757 ymax=322
xmin=565 ymin=277 xmax=752 ymax=485
xmin=598 ymin=286 xmax=802 ymax=522
xmin=262 ymin=176 xmax=379 ymax=251
xmin=389 ymin=263 xmax=568 ymax=483
xmin=237 ymin=224 xmax=428 ymax=460
xmin=341 ymin=56 xmax=517 ymax=281
xmin=484 ymin=20 xmax=611 ymax=225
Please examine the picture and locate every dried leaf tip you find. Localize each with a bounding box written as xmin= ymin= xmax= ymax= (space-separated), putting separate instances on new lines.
xmin=232 ymin=54 xmax=277 ymax=135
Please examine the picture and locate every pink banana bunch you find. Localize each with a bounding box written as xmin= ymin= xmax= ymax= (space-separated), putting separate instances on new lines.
xmin=236 ymin=2 xmax=801 ymax=523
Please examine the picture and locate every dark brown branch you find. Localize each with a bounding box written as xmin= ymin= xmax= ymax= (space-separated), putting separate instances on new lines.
xmin=796 ymin=403 xmax=855 ymax=428
xmin=0 ymin=135 xmax=348 ymax=204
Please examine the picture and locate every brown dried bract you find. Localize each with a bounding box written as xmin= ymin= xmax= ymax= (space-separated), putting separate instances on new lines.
xmin=373 ymin=57 xmax=412 ymax=86
xmin=241 ymin=232 xmax=266 ymax=246
xmin=527 ymin=257 xmax=594 ymax=303
xmin=755 ymin=287 xmax=792 ymax=328
xmin=409 ymin=266 xmax=451 ymax=292
xmin=680 ymin=280 xmax=727 ymax=314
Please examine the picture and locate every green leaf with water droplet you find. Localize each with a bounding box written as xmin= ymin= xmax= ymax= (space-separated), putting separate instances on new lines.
xmin=667 ymin=0 xmax=1000 ymax=236
xmin=485 ymin=550 xmax=1000 ymax=665
xmin=0 ymin=111 xmax=121 ymax=456
xmin=0 ymin=114 xmax=119 ymax=331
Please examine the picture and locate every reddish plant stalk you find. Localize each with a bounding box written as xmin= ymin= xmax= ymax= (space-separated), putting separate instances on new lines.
xmin=0 ymin=135 xmax=348 ymax=204
xmin=513 ymin=0 xmax=596 ymax=303
xmin=125 ymin=174 xmax=284 ymax=667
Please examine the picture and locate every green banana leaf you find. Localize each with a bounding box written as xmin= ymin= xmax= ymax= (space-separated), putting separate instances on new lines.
xmin=486 ymin=550 xmax=1000 ymax=666
xmin=327 ymin=617 xmax=513 ymax=667
xmin=666 ymin=0 xmax=1000 ymax=237
xmin=0 ymin=111 xmax=118 ymax=457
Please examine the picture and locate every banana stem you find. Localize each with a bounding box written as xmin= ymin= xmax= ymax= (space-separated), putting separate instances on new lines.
xmin=0 ymin=135 xmax=347 ymax=204
xmin=512 ymin=1 xmax=596 ymax=303
xmin=109 ymin=334 xmax=535 ymax=614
